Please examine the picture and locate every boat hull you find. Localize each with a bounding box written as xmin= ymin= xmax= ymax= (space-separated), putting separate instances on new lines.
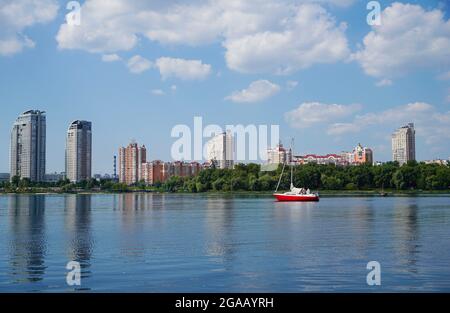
xmin=273 ymin=193 xmax=319 ymax=202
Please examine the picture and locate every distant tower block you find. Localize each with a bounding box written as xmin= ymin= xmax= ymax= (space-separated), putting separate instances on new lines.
xmin=113 ymin=155 xmax=117 ymax=179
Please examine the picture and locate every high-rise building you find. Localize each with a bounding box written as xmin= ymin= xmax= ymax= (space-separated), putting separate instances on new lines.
xmin=65 ymin=120 xmax=92 ymax=182
xmin=10 ymin=110 xmax=46 ymax=182
xmin=353 ymin=143 xmax=373 ymax=165
xmin=141 ymin=160 xmax=165 ymax=185
xmin=118 ymin=141 xmax=146 ymax=185
xmin=267 ymin=142 xmax=292 ymax=164
xmin=392 ymin=123 xmax=416 ymax=165
xmin=206 ymin=132 xmax=234 ymax=169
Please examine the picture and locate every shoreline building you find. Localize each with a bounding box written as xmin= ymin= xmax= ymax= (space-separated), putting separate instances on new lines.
xmin=346 ymin=143 xmax=373 ymax=165
xmin=141 ymin=161 xmax=204 ymax=185
xmin=295 ymin=154 xmax=344 ymax=166
xmin=65 ymin=120 xmax=92 ymax=182
xmin=295 ymin=143 xmax=373 ymax=166
xmin=118 ymin=141 xmax=146 ymax=185
xmin=392 ymin=123 xmax=416 ymax=165
xmin=267 ymin=142 xmax=292 ymax=164
xmin=10 ymin=110 xmax=46 ymax=182
xmin=206 ymin=132 xmax=234 ymax=169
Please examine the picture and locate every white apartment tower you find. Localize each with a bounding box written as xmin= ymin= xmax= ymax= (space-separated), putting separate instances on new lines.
xmin=10 ymin=110 xmax=46 ymax=182
xmin=66 ymin=120 xmax=92 ymax=182
xmin=267 ymin=142 xmax=292 ymax=164
xmin=392 ymin=123 xmax=416 ymax=165
xmin=206 ymin=132 xmax=234 ymax=169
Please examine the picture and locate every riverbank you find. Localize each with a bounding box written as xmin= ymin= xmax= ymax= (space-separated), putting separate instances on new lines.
xmin=1 ymin=188 xmax=450 ymax=196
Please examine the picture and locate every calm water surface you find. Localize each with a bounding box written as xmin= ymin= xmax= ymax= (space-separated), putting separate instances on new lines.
xmin=0 ymin=193 xmax=449 ymax=292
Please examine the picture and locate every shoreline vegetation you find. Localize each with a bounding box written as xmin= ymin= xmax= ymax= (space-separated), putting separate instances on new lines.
xmin=1 ymin=161 xmax=450 ymax=195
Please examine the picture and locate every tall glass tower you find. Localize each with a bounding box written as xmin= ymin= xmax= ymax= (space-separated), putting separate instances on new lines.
xmin=10 ymin=110 xmax=46 ymax=182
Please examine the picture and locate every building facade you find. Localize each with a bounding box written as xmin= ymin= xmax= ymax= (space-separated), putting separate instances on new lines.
xmin=267 ymin=142 xmax=292 ymax=164
xmin=10 ymin=110 xmax=46 ymax=182
xmin=118 ymin=142 xmax=146 ymax=185
xmin=294 ymin=154 xmax=344 ymax=166
xmin=206 ymin=132 xmax=234 ymax=169
xmin=141 ymin=161 xmax=204 ymax=185
xmin=141 ymin=160 xmax=165 ymax=185
xmin=65 ymin=120 xmax=92 ymax=182
xmin=352 ymin=143 xmax=373 ymax=165
xmin=392 ymin=123 xmax=416 ymax=165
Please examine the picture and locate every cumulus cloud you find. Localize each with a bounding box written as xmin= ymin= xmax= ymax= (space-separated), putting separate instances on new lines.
xmin=326 ymin=102 xmax=450 ymax=145
xmin=155 ymin=57 xmax=211 ymax=80
xmin=353 ymin=3 xmax=450 ymax=79
xmin=0 ymin=0 xmax=58 ymax=56
xmin=285 ymin=102 xmax=361 ymax=129
xmin=224 ymin=4 xmax=350 ymax=74
xmin=127 ymin=55 xmax=152 ymax=74
xmin=101 ymin=54 xmax=121 ymax=62
xmin=55 ymin=0 xmax=350 ymax=74
xmin=225 ymin=80 xmax=280 ymax=103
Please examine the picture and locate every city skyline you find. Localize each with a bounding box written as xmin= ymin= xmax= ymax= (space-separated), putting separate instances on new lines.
xmin=1 ymin=1 xmax=450 ymax=174
xmin=2 ymin=108 xmax=448 ymax=178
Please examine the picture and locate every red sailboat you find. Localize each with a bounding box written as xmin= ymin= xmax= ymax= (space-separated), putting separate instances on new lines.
xmin=273 ymin=140 xmax=319 ymax=202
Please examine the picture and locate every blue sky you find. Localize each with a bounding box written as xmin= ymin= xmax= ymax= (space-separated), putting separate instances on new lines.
xmin=0 ymin=0 xmax=450 ymax=174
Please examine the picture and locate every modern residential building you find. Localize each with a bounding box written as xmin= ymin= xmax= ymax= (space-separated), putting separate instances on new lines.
xmin=141 ymin=160 xmax=165 ymax=185
xmin=141 ymin=161 xmax=204 ymax=185
xmin=206 ymin=132 xmax=234 ymax=169
xmin=65 ymin=120 xmax=92 ymax=182
xmin=118 ymin=141 xmax=146 ymax=185
xmin=294 ymin=143 xmax=373 ymax=166
xmin=423 ymin=159 xmax=449 ymax=166
xmin=392 ymin=123 xmax=416 ymax=165
xmin=10 ymin=110 xmax=46 ymax=182
xmin=294 ymin=154 xmax=344 ymax=166
xmin=267 ymin=142 xmax=292 ymax=164
xmin=352 ymin=143 xmax=373 ymax=165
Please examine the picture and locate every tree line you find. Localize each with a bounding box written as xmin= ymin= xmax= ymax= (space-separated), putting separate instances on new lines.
xmin=1 ymin=161 xmax=449 ymax=193
xmin=162 ymin=161 xmax=450 ymax=192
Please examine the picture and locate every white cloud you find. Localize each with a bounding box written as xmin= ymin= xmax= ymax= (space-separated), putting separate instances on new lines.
xmin=326 ymin=102 xmax=450 ymax=145
xmin=101 ymin=54 xmax=121 ymax=62
xmin=224 ymin=4 xmax=350 ymax=74
xmin=285 ymin=102 xmax=361 ymax=129
xmin=375 ymin=79 xmax=392 ymax=87
xmin=171 ymin=85 xmax=177 ymax=92
xmin=151 ymin=89 xmax=165 ymax=96
xmin=225 ymin=80 xmax=280 ymax=103
xmin=0 ymin=0 xmax=58 ymax=56
xmin=155 ymin=57 xmax=211 ymax=80
xmin=55 ymin=1 xmax=350 ymax=74
xmin=127 ymin=55 xmax=152 ymax=74
xmin=327 ymin=122 xmax=360 ymax=135
xmin=353 ymin=3 xmax=450 ymax=79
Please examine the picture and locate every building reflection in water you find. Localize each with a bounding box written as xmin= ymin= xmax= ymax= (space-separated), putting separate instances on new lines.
xmin=204 ymin=197 xmax=236 ymax=264
xmin=116 ymin=193 xmax=151 ymax=259
xmin=64 ymin=194 xmax=93 ymax=279
xmin=393 ymin=199 xmax=420 ymax=273
xmin=8 ymin=195 xmax=47 ymax=283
